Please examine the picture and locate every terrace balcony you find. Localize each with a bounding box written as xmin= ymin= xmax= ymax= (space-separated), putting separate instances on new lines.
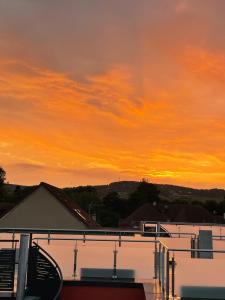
xmin=0 ymin=222 xmax=224 ymax=300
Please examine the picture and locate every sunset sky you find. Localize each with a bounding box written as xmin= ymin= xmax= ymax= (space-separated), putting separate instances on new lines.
xmin=0 ymin=0 xmax=225 ymax=188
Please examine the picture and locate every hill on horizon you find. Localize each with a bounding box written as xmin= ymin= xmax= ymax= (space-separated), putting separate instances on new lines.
xmin=93 ymin=181 xmax=225 ymax=202
xmin=4 ymin=181 xmax=225 ymax=203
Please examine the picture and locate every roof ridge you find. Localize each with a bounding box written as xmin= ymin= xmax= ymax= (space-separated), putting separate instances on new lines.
xmin=40 ymin=182 xmax=99 ymax=228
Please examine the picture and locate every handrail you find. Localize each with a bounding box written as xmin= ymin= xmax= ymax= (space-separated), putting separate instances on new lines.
xmin=213 ymin=235 xmax=225 ymax=240
xmin=33 ymin=242 xmax=63 ymax=300
xmin=0 ymin=228 xmax=143 ymax=235
xmin=144 ymin=221 xmax=225 ymax=227
xmin=33 ymin=237 xmax=159 ymax=243
xmin=0 ymin=228 xmax=197 ymax=239
xmin=164 ymin=246 xmax=225 ymax=300
xmin=167 ymin=247 xmax=225 ymax=253
xmin=162 ymin=232 xmax=196 ymax=238
xmin=0 ymin=239 xmax=19 ymax=242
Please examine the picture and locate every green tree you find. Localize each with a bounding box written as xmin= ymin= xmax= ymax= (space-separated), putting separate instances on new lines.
xmin=11 ymin=185 xmax=23 ymax=202
xmin=98 ymin=210 xmax=119 ymax=228
xmin=127 ymin=181 xmax=160 ymax=213
xmin=0 ymin=167 xmax=6 ymax=200
xmin=98 ymin=192 xmax=126 ymax=227
xmin=173 ymin=198 xmax=189 ymax=204
xmin=204 ymin=200 xmax=219 ymax=215
xmin=216 ymin=199 xmax=225 ymax=216
xmin=103 ymin=192 xmax=126 ymax=215
xmin=191 ymin=200 xmax=203 ymax=206
xmin=0 ymin=167 xmax=6 ymax=186
xmin=64 ymin=186 xmax=100 ymax=215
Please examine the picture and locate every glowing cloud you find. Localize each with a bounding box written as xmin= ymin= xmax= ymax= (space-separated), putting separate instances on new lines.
xmin=0 ymin=0 xmax=225 ymax=188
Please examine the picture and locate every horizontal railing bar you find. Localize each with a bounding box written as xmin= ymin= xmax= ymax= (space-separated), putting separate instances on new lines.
xmin=144 ymin=221 xmax=225 ymax=227
xmin=34 ymin=237 xmax=159 ymax=243
xmin=0 ymin=240 xmax=19 ymax=243
xmin=0 ymin=228 xmax=143 ymax=235
xmin=168 ymin=248 xmax=225 ymax=253
xmin=0 ymin=228 xmax=196 ymax=239
xmin=166 ymin=232 xmax=196 ymax=237
xmin=0 ymin=228 xmax=196 ymax=236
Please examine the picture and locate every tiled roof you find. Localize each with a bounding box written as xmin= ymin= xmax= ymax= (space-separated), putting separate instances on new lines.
xmin=120 ymin=203 xmax=167 ymax=227
xmin=120 ymin=202 xmax=223 ymax=228
xmin=0 ymin=182 xmax=99 ymax=228
xmin=166 ymin=204 xmax=222 ymax=223
xmin=40 ymin=182 xmax=99 ymax=228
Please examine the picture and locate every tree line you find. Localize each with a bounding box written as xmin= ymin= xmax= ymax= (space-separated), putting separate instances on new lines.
xmin=1 ymin=166 xmax=225 ymax=227
xmin=64 ymin=180 xmax=160 ymax=227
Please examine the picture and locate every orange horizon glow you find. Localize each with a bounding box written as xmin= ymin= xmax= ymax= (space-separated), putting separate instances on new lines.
xmin=0 ymin=0 xmax=225 ymax=189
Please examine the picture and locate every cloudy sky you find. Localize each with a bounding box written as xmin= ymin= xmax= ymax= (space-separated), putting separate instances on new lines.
xmin=0 ymin=0 xmax=225 ymax=188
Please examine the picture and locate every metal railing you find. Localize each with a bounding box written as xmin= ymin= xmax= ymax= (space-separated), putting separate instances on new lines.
xmin=33 ymin=235 xmax=159 ymax=280
xmin=1 ymin=226 xmax=225 ymax=299
xmin=0 ymin=227 xmax=143 ymax=235
xmin=143 ymin=221 xmax=225 ymax=227
xmin=156 ymin=241 xmax=225 ymax=300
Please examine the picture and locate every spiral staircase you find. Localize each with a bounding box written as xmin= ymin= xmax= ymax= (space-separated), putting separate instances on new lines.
xmin=26 ymin=242 xmax=63 ymax=300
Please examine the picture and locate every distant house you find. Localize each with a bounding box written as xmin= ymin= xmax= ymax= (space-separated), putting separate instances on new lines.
xmin=119 ymin=203 xmax=167 ymax=229
xmin=165 ymin=204 xmax=223 ymax=223
xmin=0 ymin=182 xmax=98 ymax=230
xmin=120 ymin=202 xmax=223 ymax=229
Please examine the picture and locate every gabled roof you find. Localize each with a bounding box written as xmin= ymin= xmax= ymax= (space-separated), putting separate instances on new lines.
xmin=120 ymin=202 xmax=223 ymax=228
xmin=120 ymin=203 xmax=167 ymax=227
xmin=0 ymin=182 xmax=99 ymax=228
xmin=0 ymin=202 xmax=15 ymax=218
xmin=166 ymin=204 xmax=221 ymax=223
xmin=39 ymin=182 xmax=99 ymax=228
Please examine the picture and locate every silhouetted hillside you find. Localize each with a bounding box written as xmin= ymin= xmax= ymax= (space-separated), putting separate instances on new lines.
xmin=3 ymin=181 xmax=225 ymax=203
xmin=94 ymin=181 xmax=140 ymax=199
xmin=158 ymin=184 xmax=225 ymax=202
xmin=94 ymin=181 xmax=225 ymax=202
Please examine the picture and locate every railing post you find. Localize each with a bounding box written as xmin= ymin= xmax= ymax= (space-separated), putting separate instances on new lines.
xmin=158 ymin=243 xmax=162 ymax=285
xmin=12 ymin=232 xmax=15 ymax=249
xmin=157 ymin=222 xmax=161 ymax=237
xmin=161 ymin=246 xmax=165 ymax=292
xmin=83 ymin=233 xmax=86 ymax=245
xmin=154 ymin=237 xmax=158 ymax=279
xmin=166 ymin=250 xmax=170 ymax=300
xmin=171 ymin=255 xmax=175 ymax=297
xmin=113 ymin=243 xmax=118 ymax=279
xmin=119 ymin=234 xmax=122 ymax=247
xmin=29 ymin=233 xmax=33 ymax=248
xmin=191 ymin=237 xmax=194 ymax=258
xmin=140 ymin=221 xmax=144 ymax=233
xmin=16 ymin=234 xmax=30 ymax=300
xmin=47 ymin=232 xmax=51 ymax=245
xmin=73 ymin=242 xmax=78 ymax=279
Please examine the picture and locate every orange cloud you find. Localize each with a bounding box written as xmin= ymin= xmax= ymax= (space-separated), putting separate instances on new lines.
xmin=184 ymin=48 xmax=225 ymax=84
xmin=0 ymin=1 xmax=225 ymax=189
xmin=1 ymin=56 xmax=225 ymax=188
